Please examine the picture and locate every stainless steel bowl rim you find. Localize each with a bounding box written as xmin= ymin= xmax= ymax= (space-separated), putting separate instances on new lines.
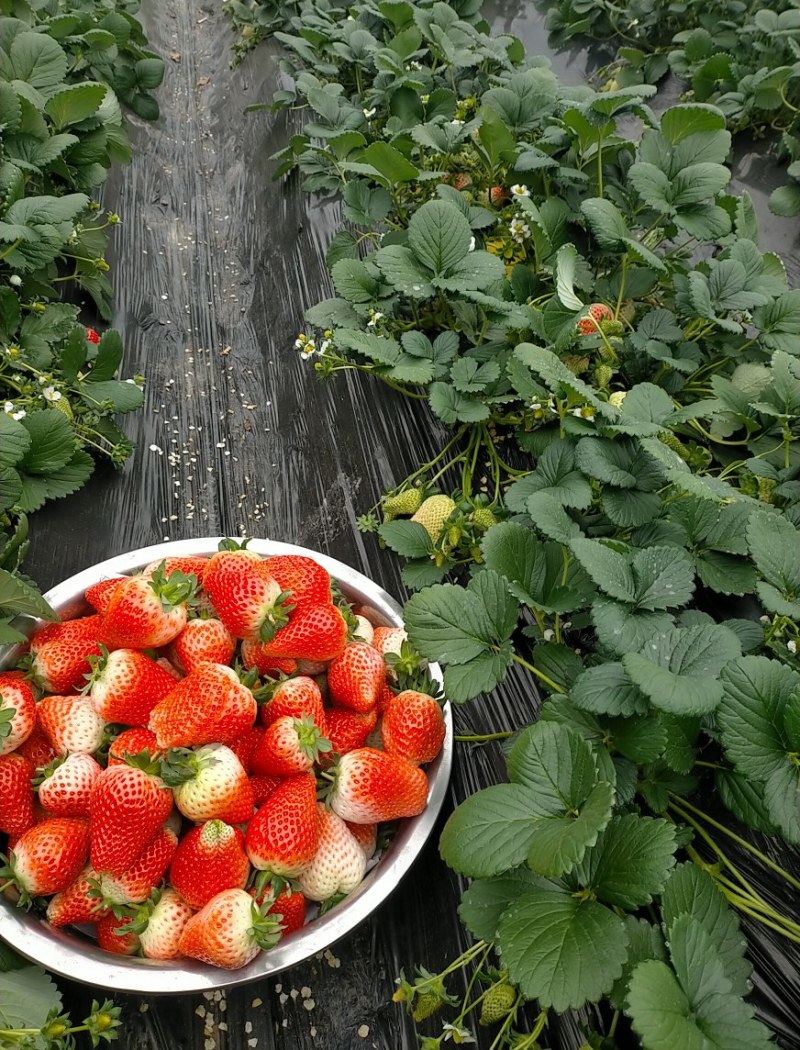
xmin=0 ymin=538 xmax=452 ymax=994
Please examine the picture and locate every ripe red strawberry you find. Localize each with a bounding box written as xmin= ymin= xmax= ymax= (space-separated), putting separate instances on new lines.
xmin=449 ymin=172 xmax=471 ymax=190
xmin=376 ymin=682 xmax=396 ymax=714
xmin=259 ymin=676 xmax=328 ymax=734
xmin=98 ymin=827 xmax=177 ymax=905
xmin=250 ymin=715 xmax=332 ymax=777
xmin=107 ymin=727 xmax=164 ymax=766
xmin=37 ymin=694 xmax=105 ymax=755
xmin=327 ymin=747 xmax=429 ymax=824
xmin=382 ymin=690 xmax=446 ymax=766
xmin=100 ymin=565 xmax=196 ymax=649
xmin=96 ymin=912 xmax=139 ymax=955
xmin=46 ymin=867 xmax=107 ymax=927
xmin=87 ymin=648 xmax=177 ymax=726
xmin=326 ymin=708 xmax=378 ymax=755
xmin=2 ymin=816 xmax=90 ymax=899
xmin=262 ymin=554 xmax=332 ymax=610
xmin=86 ymin=327 xmax=101 ymax=344
xmin=250 ymin=882 xmax=306 ymax=936
xmin=84 ymin=577 xmax=125 ymax=615
xmin=170 ymin=617 xmax=235 ymax=674
xmin=229 ymin=725 xmax=266 ymax=773
xmin=577 ymin=302 xmax=613 ymax=334
xmin=239 ymin=641 xmax=298 ymax=679
xmin=298 ymin=805 xmax=367 ymax=903
xmin=137 ymin=887 xmax=195 ymax=960
xmin=178 ymin=887 xmax=283 ymax=970
xmin=0 ymin=753 xmax=35 ymax=836
xmin=250 ymin=773 xmax=283 ymax=805
xmin=169 ymin=820 xmax=250 ymax=910
xmin=346 ymin=821 xmax=377 ymax=860
xmin=489 ymin=185 xmax=509 ymax=205
xmin=328 ymin=643 xmax=385 ymax=713
xmin=245 ymin=773 xmax=320 ymax=878
xmin=89 ymin=758 xmax=173 ymax=876
xmin=37 ymin=753 xmax=102 ymax=817
xmin=30 ymin=615 xmax=106 ymax=693
xmin=255 ymin=603 xmax=348 ymax=662
xmin=203 ymin=551 xmax=290 ymax=641
xmin=142 ymin=556 xmax=209 ymax=581
xmin=148 ymin=663 xmax=257 ymax=749
xmin=162 ymin=744 xmax=254 ymax=824
xmin=0 ymin=673 xmax=36 ymax=756
xmin=371 ymin=626 xmax=407 ymax=658
xmin=15 ymin=725 xmax=58 ymax=769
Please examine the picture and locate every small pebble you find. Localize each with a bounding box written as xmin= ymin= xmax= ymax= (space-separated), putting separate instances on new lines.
xmin=204 ymin=1040 xmax=215 ymax=1050
xmin=248 ymin=1041 xmax=258 ymax=1049
xmin=245 ymin=1021 xmax=253 ymax=1034
xmin=300 ymin=987 xmax=311 ymax=999
xmin=195 ymin=1006 xmax=206 ymax=1018
xmin=218 ymin=1023 xmax=228 ymax=1032
xmin=251 ymin=998 xmax=263 ymax=1008
xmin=290 ymin=989 xmax=299 ymax=1000
xmin=274 ymin=985 xmax=282 ymax=993
xmin=303 ymin=999 xmax=315 ymax=1012
xmin=357 ymin=1025 xmax=370 ymax=1039
xmin=139 ymin=1003 xmax=150 ymax=1013
xmin=279 ymin=993 xmax=288 ymax=1005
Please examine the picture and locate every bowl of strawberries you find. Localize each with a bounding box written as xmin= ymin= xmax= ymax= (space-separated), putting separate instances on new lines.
xmin=0 ymin=538 xmax=452 ymax=993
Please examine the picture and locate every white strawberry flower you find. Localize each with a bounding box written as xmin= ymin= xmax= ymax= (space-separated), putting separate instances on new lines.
xmin=363 ymin=107 xmax=376 ymax=118
xmin=450 ymin=118 xmax=464 ymax=127
xmin=511 ymin=183 xmax=530 ymax=197
xmin=8 ymin=275 xmax=21 ymax=287
xmin=509 ymin=217 xmax=530 ymax=243
xmin=41 ymin=386 xmax=63 ymax=402
xmin=469 ymin=236 xmax=476 ymax=251
xmin=571 ymin=405 xmax=595 ymax=420
xmin=367 ymin=310 xmax=384 ymax=327
xmin=609 ymin=390 xmax=627 ymax=407
xmin=421 ymin=94 xmax=430 ymax=104
xmin=442 ymin=1023 xmax=477 ymax=1043
xmin=789 ymin=640 xmax=797 ymax=654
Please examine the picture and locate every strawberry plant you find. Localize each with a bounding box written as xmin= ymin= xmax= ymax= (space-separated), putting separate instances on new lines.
xmin=229 ymin=0 xmax=800 ymax=1044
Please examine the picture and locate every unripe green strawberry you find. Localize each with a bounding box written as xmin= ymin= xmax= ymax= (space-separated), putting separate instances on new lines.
xmin=593 ymin=364 xmax=613 ymax=389
xmin=411 ymin=495 xmax=456 ymax=541
xmin=480 ymin=981 xmax=517 ymax=1025
xmin=412 ymin=990 xmax=444 ymax=1022
xmin=472 ymin=507 xmax=497 ymax=532
xmin=657 ymin=431 xmax=690 ymax=461
xmin=758 ymin=476 xmax=777 ymax=504
xmin=383 ymin=489 xmax=424 ymax=517
xmin=599 ymin=319 xmax=624 ymax=336
xmin=446 ymin=524 xmax=462 ymax=547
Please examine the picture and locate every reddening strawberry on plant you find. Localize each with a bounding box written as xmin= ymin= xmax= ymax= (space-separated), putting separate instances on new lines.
xmin=250 ymin=715 xmax=332 ymax=777
xmin=262 ymin=554 xmax=332 ymax=611
xmin=1 ymin=816 xmax=90 ymax=900
xmin=100 ymin=564 xmax=196 ymax=649
xmin=89 ymin=756 xmax=173 ymax=876
xmin=37 ymin=753 xmax=102 ymax=817
xmin=37 ymin=694 xmax=106 ymax=755
xmin=137 ymin=887 xmax=195 ymax=960
xmin=107 ymin=727 xmax=164 ymax=766
xmin=325 ymin=707 xmax=378 ymax=755
xmin=382 ymin=690 xmax=446 ymax=766
xmin=148 ymin=663 xmax=257 ymax=749
xmin=29 ymin=615 xmax=107 ymax=694
xmin=259 ymin=676 xmax=328 ymax=734
xmin=178 ymin=887 xmax=283 ymax=970
xmin=87 ymin=647 xmax=177 ymax=726
xmin=84 ymin=577 xmax=125 ymax=615
xmin=97 ymin=827 xmax=177 ymax=906
xmin=169 ymin=820 xmax=250 ymax=910
xmin=326 ymin=748 xmax=429 ymax=824
xmin=203 ymin=550 xmax=291 ymax=641
xmin=96 ymin=911 xmax=139 ymax=956
xmin=298 ymin=805 xmax=367 ymax=903
xmin=46 ymin=867 xmax=106 ymax=928
xmin=170 ymin=617 xmax=236 ymax=674
xmin=0 ymin=754 xmax=35 ymax=836
xmin=0 ymin=673 xmax=36 ymax=756
xmin=161 ymin=744 xmax=254 ymax=824
xmin=327 ymin=643 xmax=385 ymax=713
xmin=85 ymin=327 xmax=100 ymax=344
xmin=245 ymin=773 xmax=320 ymax=878
xmin=254 ymin=602 xmax=348 ymax=662
xmin=577 ymin=302 xmax=613 ymax=334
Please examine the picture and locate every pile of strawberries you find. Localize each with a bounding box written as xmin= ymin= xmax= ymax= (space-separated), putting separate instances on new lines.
xmin=0 ymin=546 xmax=446 ymax=971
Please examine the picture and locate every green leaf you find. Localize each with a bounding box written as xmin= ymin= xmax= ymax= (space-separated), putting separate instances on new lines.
xmin=404 ymin=579 xmax=513 ymax=665
xmin=19 ymin=410 xmax=75 ymax=475
xmin=374 ymin=245 xmax=434 ymax=297
xmin=592 ymin=599 xmax=675 ymax=655
xmin=608 ymin=917 xmax=667 ymax=1012
xmin=624 ymin=625 xmax=742 ymax=715
xmin=571 ymin=662 xmax=648 ymax=717
xmin=428 ymin=382 xmax=490 ymax=424
xmin=580 ymin=196 xmax=630 ymax=248
xmin=747 ymin=510 xmax=800 ymax=615
xmin=660 ymin=103 xmax=727 ymax=143
xmin=361 ymin=141 xmax=418 ymax=183
xmin=458 ymin=869 xmax=541 ymax=942
xmin=527 ymin=781 xmax=615 ymax=878
xmin=331 ymin=258 xmax=381 ymax=303
xmin=378 ymin=520 xmax=433 ymax=558
xmin=629 ymin=546 xmax=695 ymax=611
xmin=78 ymin=380 xmax=143 ymax=414
xmin=716 ymin=768 xmax=778 ymax=835
xmin=506 ymin=440 xmax=592 ymax=510
xmin=554 ymin=243 xmax=584 ymax=310
xmin=514 ymin=343 xmax=617 ymax=418
xmin=439 ymin=784 xmax=539 ymax=877
xmin=497 ymin=888 xmax=628 ymax=1012
xmin=0 ymin=567 xmax=56 ymax=621
xmin=0 ymin=966 xmax=63 ymax=1046
xmin=578 ymin=813 xmax=677 ymax=909
xmin=0 ymin=415 xmax=31 ymax=468
xmin=10 ymin=32 xmax=68 ymax=89
xmin=507 ymin=721 xmax=598 ymax=800
xmin=44 ymin=83 xmax=107 ymax=128
xmin=16 ymin=449 xmax=93 ymax=513
xmin=525 ymin=492 xmax=582 ymax=544
xmin=407 ymin=200 xmax=470 ymax=274
xmin=443 ymin=648 xmax=513 ymax=701
xmin=570 ymin=539 xmax=636 ymax=603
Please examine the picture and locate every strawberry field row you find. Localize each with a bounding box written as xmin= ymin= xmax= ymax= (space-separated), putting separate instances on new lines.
xmin=226 ymin=0 xmax=800 ymax=1046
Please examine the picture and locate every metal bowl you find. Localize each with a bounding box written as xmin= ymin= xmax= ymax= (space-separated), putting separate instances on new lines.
xmin=0 ymin=538 xmax=453 ymax=993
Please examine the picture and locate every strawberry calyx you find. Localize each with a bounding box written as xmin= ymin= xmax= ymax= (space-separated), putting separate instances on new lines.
xmin=159 ymin=746 xmax=219 ymax=787
xmin=249 ymin=899 xmax=284 ymax=951
xmin=0 ymin=855 xmax=34 ymax=908
xmin=32 ymin=753 xmax=67 ymax=787
xmin=318 ymin=891 xmax=348 ymax=916
xmin=257 ymin=590 xmax=296 ymax=643
xmin=246 ymin=667 xmax=297 ymax=703
xmin=123 ymin=886 xmax=163 ymax=935
xmin=292 ymin=715 xmax=333 ymax=763
xmin=81 ymin=643 xmax=111 ymax=693
xmin=148 ymin=564 xmax=199 ymax=612
xmin=121 ymin=749 xmax=163 ymax=778
xmin=0 ymin=705 xmax=16 ymax=744
xmin=86 ymin=876 xmax=131 ymax=920
xmin=217 ymin=536 xmax=251 ymax=552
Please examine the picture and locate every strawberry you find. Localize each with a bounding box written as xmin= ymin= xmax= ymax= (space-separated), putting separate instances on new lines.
xmin=376 ymin=682 xmax=396 ymax=715
xmin=107 ymin=727 xmax=164 ymax=766
xmin=85 ymin=327 xmax=101 ymax=344
xmin=155 ymin=656 xmax=183 ymax=680
xmin=239 ymin=641 xmax=297 ymax=679
xmin=326 ymin=708 xmax=377 ymax=755
xmin=254 ymin=603 xmax=348 ymax=662
xmin=37 ymin=753 xmax=102 ymax=817
xmin=577 ymin=302 xmax=613 ymax=335
xmin=371 ymin=626 xmax=407 ymax=658
xmin=161 ymin=744 xmax=254 ymax=824
xmin=2 ymin=816 xmax=90 ymax=899
xmin=100 ymin=564 xmax=196 ymax=649
xmin=298 ymin=805 xmax=367 ymax=903
xmin=137 ymin=887 xmax=194 ymax=960
xmin=259 ymin=676 xmax=327 ymax=734
xmin=96 ymin=912 xmax=139 ymax=955
xmin=229 ymin=725 xmax=266 ymax=773
xmin=327 ymin=748 xmax=429 ymax=824
xmin=178 ymin=887 xmax=283 ymax=970
xmin=250 ymin=715 xmax=332 ymax=777
xmin=0 ymin=673 xmax=36 ymax=756
xmin=46 ymin=867 xmax=107 ymax=927
xmin=346 ymin=821 xmax=377 ymax=860
xmin=0 ymin=754 xmax=35 ymax=836
xmin=15 ymin=725 xmax=58 ymax=769
xmin=411 ymin=495 xmax=456 ymax=541
xmin=489 ymin=185 xmax=509 ymax=205
xmin=328 ymin=643 xmax=385 ymax=713
xmin=148 ymin=663 xmax=257 ymax=749
xmin=245 ymin=773 xmax=320 ymax=878
xmin=87 ymin=647 xmax=177 ymax=726
xmin=251 ymin=882 xmax=306 ymax=936
xmin=382 ymin=690 xmax=446 ymax=766
xmin=353 ymin=615 xmax=374 ymax=645
xmin=142 ymin=556 xmax=209 ymax=581
xmin=37 ymin=694 xmax=105 ymax=755
xmin=89 ymin=757 xmax=174 ymax=876
xmin=169 ymin=820 xmax=250 ymax=910
xmin=170 ymin=617 xmax=235 ymax=674
xmin=448 ymin=173 xmax=471 ymax=190
xmin=29 ymin=615 xmax=106 ymax=694
xmin=250 ymin=774 xmax=283 ymax=805
xmin=203 ymin=551 xmax=291 ymax=641
xmin=262 ymin=554 xmax=332 ymax=611
xmin=98 ymin=827 xmax=177 ymax=905
xmin=84 ymin=577 xmax=125 ymax=615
